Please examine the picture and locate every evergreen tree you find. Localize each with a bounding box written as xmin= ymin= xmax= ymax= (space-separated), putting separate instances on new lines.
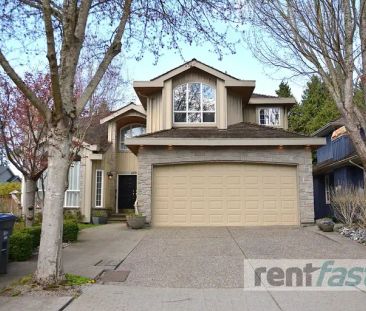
xmin=288 ymin=76 xmax=340 ymax=135
xmin=276 ymin=81 xmax=293 ymax=97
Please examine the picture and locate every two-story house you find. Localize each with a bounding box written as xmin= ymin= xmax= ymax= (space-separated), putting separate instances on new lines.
xmin=74 ymin=59 xmax=325 ymax=226
xmin=313 ymin=118 xmax=364 ymax=219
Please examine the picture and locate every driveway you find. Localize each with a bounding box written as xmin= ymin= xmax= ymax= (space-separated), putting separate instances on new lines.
xmin=116 ymin=226 xmax=366 ymax=288
xmin=66 ymin=226 xmax=366 ymax=311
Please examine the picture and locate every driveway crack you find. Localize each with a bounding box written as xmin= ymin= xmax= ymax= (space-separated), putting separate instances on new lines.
xmin=226 ymin=227 xmax=284 ymax=311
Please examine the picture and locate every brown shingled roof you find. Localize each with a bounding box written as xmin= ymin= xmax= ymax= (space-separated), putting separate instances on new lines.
xmin=77 ymin=112 xmax=110 ymax=152
xmin=137 ymin=122 xmax=309 ymax=139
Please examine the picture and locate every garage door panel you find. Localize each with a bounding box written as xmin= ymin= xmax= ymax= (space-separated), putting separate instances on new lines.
xmin=152 ymin=163 xmax=299 ymax=227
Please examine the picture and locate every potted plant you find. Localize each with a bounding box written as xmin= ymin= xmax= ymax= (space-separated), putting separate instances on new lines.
xmin=126 ymin=203 xmax=146 ymax=229
xmin=92 ymin=209 xmax=108 ymax=225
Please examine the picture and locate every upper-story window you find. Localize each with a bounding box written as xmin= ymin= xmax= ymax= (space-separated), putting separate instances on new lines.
xmin=258 ymin=107 xmax=280 ymax=126
xmin=173 ymin=82 xmax=216 ymax=124
xmin=120 ymin=124 xmax=146 ymax=151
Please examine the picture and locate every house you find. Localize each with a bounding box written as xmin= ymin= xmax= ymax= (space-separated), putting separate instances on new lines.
xmin=312 ymin=118 xmax=364 ymax=219
xmin=0 ymin=165 xmax=21 ymax=183
xmin=41 ymin=59 xmax=326 ymax=226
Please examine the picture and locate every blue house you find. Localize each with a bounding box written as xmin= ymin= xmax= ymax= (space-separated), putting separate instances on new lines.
xmin=313 ymin=118 xmax=364 ymax=219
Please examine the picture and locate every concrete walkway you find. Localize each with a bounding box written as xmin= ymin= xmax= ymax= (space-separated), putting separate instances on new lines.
xmin=0 ymin=224 xmax=147 ymax=311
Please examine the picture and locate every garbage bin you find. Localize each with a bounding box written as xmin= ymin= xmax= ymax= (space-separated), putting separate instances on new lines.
xmin=0 ymin=213 xmax=16 ymax=274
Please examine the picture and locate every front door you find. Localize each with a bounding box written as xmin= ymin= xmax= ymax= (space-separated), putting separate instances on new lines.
xmin=118 ymin=175 xmax=137 ymax=211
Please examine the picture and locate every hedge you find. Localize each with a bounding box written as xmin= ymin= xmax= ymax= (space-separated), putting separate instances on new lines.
xmin=21 ymin=226 xmax=41 ymax=249
xmin=9 ymin=231 xmax=33 ymax=261
xmin=63 ymin=220 xmax=79 ymax=242
xmin=0 ymin=182 xmax=21 ymax=196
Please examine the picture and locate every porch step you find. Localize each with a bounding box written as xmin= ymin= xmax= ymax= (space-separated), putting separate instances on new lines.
xmin=107 ymin=214 xmax=127 ymax=223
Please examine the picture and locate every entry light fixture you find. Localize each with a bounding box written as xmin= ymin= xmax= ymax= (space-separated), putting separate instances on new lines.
xmin=107 ymin=171 xmax=113 ymax=180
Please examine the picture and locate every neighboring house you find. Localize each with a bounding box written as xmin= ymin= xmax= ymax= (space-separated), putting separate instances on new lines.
xmin=0 ymin=165 xmax=21 ymax=183
xmin=37 ymin=59 xmax=326 ymax=225
xmin=312 ymin=118 xmax=364 ymax=219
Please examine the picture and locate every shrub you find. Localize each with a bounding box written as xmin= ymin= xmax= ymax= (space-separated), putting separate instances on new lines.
xmin=64 ymin=210 xmax=81 ymax=222
xmin=63 ymin=220 xmax=79 ymax=242
xmin=9 ymin=231 xmax=33 ymax=261
xmin=0 ymin=182 xmax=21 ymax=196
xmin=331 ymin=186 xmax=366 ymax=227
xmin=33 ymin=212 xmax=42 ymax=226
xmin=21 ymin=226 xmax=41 ymax=249
xmin=92 ymin=209 xmax=108 ymax=217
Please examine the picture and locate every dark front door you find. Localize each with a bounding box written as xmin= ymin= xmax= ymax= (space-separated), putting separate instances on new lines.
xmin=118 ymin=175 xmax=137 ymax=211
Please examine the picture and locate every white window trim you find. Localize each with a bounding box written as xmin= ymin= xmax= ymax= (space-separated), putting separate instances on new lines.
xmin=325 ymin=175 xmax=331 ymax=204
xmin=173 ymin=82 xmax=216 ymax=125
xmin=120 ymin=124 xmax=146 ymax=151
xmin=257 ymin=107 xmax=281 ymax=127
xmin=64 ymin=161 xmax=81 ymax=208
xmin=95 ymin=169 xmax=104 ymax=208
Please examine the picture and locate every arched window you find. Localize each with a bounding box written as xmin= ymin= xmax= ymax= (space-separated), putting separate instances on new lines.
xmin=120 ymin=124 xmax=146 ymax=151
xmin=173 ymin=82 xmax=216 ymax=123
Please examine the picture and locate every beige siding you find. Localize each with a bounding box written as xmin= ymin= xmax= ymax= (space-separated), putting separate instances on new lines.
xmin=216 ymin=79 xmax=227 ymax=129
xmin=172 ymin=69 xmax=216 ymax=89
xmin=146 ymin=92 xmax=163 ymax=133
xmin=227 ymin=91 xmax=243 ymax=126
xmin=116 ymin=152 xmax=138 ymax=173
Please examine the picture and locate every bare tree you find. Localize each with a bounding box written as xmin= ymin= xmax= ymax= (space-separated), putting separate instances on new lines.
xmin=0 ymin=0 xmax=243 ymax=285
xmin=247 ymin=0 xmax=366 ymax=183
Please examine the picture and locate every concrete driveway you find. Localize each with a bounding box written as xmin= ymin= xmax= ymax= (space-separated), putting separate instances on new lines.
xmin=116 ymin=226 xmax=366 ymax=288
xmin=67 ymin=225 xmax=366 ymax=311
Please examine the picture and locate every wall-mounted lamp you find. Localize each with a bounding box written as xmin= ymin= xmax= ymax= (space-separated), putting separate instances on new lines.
xmin=168 ymin=145 xmax=173 ymax=151
xmin=107 ymin=171 xmax=114 ymax=180
xmin=278 ymin=145 xmax=284 ymax=150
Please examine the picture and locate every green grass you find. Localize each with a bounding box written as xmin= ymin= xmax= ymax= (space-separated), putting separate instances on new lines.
xmin=78 ymin=223 xmax=99 ymax=230
xmin=64 ymin=274 xmax=94 ymax=286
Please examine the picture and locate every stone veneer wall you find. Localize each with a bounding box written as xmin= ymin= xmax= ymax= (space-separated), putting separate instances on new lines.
xmin=137 ymin=146 xmax=314 ymax=224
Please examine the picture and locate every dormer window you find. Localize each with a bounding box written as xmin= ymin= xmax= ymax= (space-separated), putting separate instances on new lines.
xmin=120 ymin=124 xmax=146 ymax=151
xmin=258 ymin=107 xmax=280 ymax=126
xmin=173 ymin=83 xmax=216 ymax=124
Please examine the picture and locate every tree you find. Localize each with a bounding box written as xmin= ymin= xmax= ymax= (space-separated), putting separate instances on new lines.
xmin=0 ymin=0 xmax=243 ymax=285
xmin=0 ymin=73 xmax=48 ymax=227
xmin=247 ymin=0 xmax=366 ymax=183
xmin=289 ymin=76 xmax=340 ymax=135
xmin=276 ymin=81 xmax=292 ymax=97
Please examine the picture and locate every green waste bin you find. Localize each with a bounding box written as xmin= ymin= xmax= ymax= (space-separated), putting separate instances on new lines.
xmin=0 ymin=214 xmax=16 ymax=274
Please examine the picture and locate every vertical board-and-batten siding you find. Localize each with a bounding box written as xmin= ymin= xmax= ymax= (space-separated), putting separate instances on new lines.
xmin=227 ymin=91 xmax=243 ymax=126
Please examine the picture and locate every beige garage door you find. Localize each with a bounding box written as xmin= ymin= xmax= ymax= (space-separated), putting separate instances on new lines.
xmin=152 ymin=163 xmax=299 ymax=226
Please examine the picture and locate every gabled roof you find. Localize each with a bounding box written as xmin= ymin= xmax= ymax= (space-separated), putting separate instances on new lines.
xmin=133 ymin=59 xmax=256 ymax=108
xmin=312 ymin=118 xmax=344 ymax=137
xmin=150 ymin=58 xmax=241 ymax=82
xmin=0 ymin=165 xmax=21 ymax=182
xmin=100 ymin=103 xmax=146 ymax=124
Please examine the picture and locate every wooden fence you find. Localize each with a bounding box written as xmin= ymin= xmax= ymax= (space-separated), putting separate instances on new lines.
xmin=0 ymin=194 xmax=22 ymax=217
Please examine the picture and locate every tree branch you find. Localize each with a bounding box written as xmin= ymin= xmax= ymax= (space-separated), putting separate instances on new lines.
xmin=0 ymin=51 xmax=50 ymax=120
xmin=76 ymin=0 xmax=132 ymax=115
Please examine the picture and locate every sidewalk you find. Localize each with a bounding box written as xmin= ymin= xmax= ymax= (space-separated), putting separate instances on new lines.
xmin=0 ymin=223 xmax=147 ymax=311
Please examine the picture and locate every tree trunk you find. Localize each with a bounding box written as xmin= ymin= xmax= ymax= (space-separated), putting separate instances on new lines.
xmin=24 ymin=178 xmax=36 ymax=227
xmin=35 ymin=124 xmax=71 ymax=285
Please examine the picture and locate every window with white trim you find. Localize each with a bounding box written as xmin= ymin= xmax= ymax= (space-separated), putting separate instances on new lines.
xmin=37 ymin=161 xmax=81 ymax=208
xmin=325 ymin=175 xmax=331 ymax=204
xmin=64 ymin=162 xmax=80 ymax=208
xmin=95 ymin=169 xmax=104 ymax=208
xmin=120 ymin=124 xmax=146 ymax=151
xmin=258 ymin=107 xmax=281 ymax=126
xmin=173 ymin=82 xmax=216 ymax=123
